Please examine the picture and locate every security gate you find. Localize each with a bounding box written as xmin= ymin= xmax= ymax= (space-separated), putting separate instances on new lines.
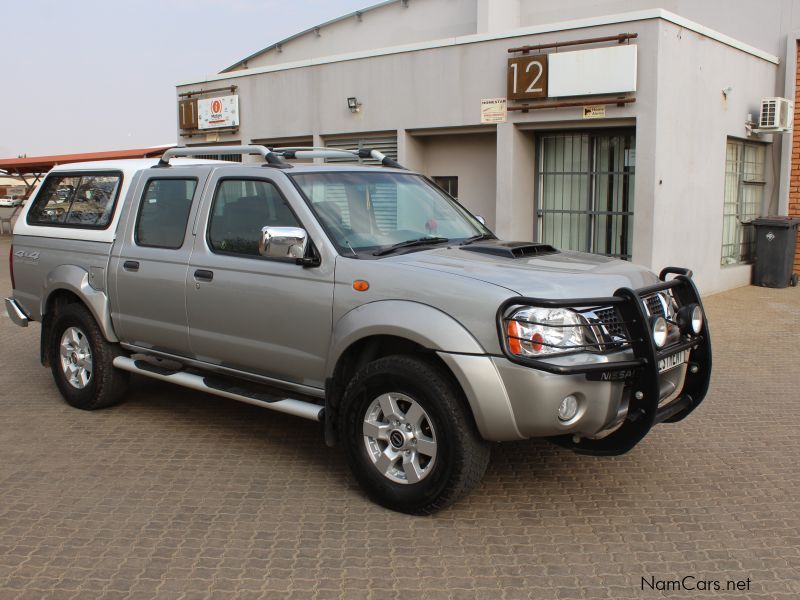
xmin=537 ymin=131 xmax=635 ymax=260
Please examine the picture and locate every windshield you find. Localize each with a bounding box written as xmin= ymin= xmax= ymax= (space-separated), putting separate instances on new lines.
xmin=290 ymin=172 xmax=491 ymax=257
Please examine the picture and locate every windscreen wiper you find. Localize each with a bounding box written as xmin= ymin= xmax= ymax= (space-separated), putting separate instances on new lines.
xmin=460 ymin=233 xmax=496 ymax=245
xmin=373 ymin=236 xmax=450 ymax=256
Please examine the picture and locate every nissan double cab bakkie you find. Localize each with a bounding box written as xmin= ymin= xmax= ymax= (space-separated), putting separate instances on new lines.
xmin=6 ymin=145 xmax=712 ymax=514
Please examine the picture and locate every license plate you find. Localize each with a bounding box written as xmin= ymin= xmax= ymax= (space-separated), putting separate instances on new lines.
xmin=658 ymin=349 xmax=689 ymax=374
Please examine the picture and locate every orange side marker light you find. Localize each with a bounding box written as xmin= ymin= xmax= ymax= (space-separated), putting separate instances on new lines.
xmin=507 ymin=320 xmax=522 ymax=355
xmin=353 ymin=280 xmax=370 ymax=292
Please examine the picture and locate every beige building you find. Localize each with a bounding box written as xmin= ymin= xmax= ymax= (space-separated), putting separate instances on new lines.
xmin=0 ymin=176 xmax=27 ymax=198
xmin=176 ymin=0 xmax=800 ymax=293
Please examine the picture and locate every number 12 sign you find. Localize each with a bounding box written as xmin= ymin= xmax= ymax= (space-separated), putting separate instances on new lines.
xmin=507 ymin=55 xmax=548 ymax=100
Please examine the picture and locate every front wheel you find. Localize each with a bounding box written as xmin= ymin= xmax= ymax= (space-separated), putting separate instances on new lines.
xmin=48 ymin=303 xmax=129 ymax=410
xmin=338 ymin=355 xmax=490 ymax=514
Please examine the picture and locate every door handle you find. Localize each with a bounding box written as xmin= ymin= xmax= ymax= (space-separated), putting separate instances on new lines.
xmin=194 ymin=269 xmax=214 ymax=282
xmin=123 ymin=260 xmax=140 ymax=272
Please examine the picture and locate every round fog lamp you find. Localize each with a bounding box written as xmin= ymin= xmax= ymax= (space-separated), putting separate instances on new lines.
xmin=651 ymin=316 xmax=668 ymax=348
xmin=558 ymin=395 xmax=579 ymax=421
xmin=677 ymin=304 xmax=704 ymax=335
xmin=690 ymin=305 xmax=703 ymax=334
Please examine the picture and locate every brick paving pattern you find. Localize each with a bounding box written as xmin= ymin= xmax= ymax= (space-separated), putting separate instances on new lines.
xmin=0 ymin=236 xmax=798 ymax=599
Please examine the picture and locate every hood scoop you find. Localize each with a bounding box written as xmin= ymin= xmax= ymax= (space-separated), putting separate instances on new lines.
xmin=460 ymin=240 xmax=559 ymax=259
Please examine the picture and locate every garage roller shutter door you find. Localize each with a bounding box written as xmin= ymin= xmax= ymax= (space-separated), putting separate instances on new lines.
xmin=323 ymin=133 xmax=398 ymax=165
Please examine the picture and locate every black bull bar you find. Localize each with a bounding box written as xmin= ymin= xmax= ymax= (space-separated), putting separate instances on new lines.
xmin=496 ymin=267 xmax=712 ymax=456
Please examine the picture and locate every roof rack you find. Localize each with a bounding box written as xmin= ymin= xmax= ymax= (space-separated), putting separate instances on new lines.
xmin=155 ymin=145 xmax=290 ymax=168
xmin=154 ymin=144 xmax=406 ymax=170
xmin=272 ymin=146 xmax=406 ymax=169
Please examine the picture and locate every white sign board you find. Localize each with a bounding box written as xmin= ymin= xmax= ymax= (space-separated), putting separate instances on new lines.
xmin=480 ymin=97 xmax=507 ymax=123
xmin=548 ymin=45 xmax=637 ymax=97
xmin=198 ymin=95 xmax=239 ymax=130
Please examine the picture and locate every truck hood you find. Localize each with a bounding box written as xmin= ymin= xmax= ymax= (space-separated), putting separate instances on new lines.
xmin=394 ymin=243 xmax=658 ymax=298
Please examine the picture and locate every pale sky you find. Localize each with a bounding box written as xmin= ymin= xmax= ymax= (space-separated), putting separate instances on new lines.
xmin=0 ymin=0 xmax=372 ymax=158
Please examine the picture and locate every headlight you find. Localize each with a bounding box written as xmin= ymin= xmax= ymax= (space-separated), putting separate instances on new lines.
xmin=506 ymin=307 xmax=587 ymax=356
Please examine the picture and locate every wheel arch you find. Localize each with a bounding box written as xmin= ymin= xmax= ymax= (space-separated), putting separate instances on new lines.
xmin=324 ymin=301 xmax=492 ymax=443
xmin=39 ymin=265 xmax=118 ymax=366
xmin=327 ymin=301 xmax=485 ymax=378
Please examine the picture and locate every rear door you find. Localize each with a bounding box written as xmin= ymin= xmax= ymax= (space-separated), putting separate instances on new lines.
xmin=109 ymin=168 xmax=210 ymax=354
xmin=185 ymin=172 xmax=335 ymax=389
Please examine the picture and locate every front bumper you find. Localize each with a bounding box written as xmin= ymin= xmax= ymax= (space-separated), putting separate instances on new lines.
xmin=490 ymin=267 xmax=712 ymax=455
xmin=4 ymin=297 xmax=30 ymax=327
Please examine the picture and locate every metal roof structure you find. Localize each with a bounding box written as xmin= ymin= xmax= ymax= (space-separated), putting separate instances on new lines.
xmin=0 ymin=146 xmax=173 ymax=176
xmin=0 ymin=145 xmax=174 ymax=198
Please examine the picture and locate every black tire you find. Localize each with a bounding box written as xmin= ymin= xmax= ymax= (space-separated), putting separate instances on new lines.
xmin=338 ymin=354 xmax=490 ymax=514
xmin=48 ymin=303 xmax=129 ymax=410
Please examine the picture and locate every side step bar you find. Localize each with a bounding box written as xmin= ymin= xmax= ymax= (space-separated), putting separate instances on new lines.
xmin=112 ymin=356 xmax=323 ymax=422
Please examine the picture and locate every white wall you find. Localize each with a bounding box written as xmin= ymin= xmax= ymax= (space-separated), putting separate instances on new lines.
xmin=187 ymin=20 xmax=661 ymax=147
xmin=517 ymin=0 xmax=799 ymax=60
xmin=648 ymin=19 xmax=780 ymax=294
xmin=412 ymin=132 xmax=498 ymax=227
xmin=477 ymin=0 xmax=520 ymax=34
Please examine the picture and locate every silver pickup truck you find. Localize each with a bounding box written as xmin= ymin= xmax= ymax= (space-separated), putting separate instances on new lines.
xmin=5 ymin=145 xmax=711 ymax=514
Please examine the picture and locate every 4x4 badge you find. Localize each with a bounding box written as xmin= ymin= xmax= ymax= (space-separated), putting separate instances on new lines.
xmin=14 ymin=250 xmax=40 ymax=263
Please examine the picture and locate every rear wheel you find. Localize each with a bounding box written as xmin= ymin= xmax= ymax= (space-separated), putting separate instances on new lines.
xmin=338 ymin=355 xmax=490 ymax=514
xmin=48 ymin=303 xmax=129 ymax=410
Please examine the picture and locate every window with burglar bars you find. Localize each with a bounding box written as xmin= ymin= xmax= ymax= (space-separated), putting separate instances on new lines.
xmin=721 ymin=139 xmax=765 ymax=265
xmin=537 ymin=132 xmax=635 ymax=260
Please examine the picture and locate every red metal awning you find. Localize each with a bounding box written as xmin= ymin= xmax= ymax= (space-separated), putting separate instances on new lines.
xmin=0 ymin=146 xmax=173 ymax=175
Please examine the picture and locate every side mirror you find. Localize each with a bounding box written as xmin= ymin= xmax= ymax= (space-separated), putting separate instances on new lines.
xmin=474 ymin=215 xmax=486 ymax=226
xmin=259 ymin=226 xmax=309 ymax=260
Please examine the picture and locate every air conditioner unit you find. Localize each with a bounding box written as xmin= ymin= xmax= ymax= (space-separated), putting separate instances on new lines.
xmin=758 ymin=97 xmax=793 ymax=131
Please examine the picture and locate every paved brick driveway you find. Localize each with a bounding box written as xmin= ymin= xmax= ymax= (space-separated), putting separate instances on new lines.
xmin=0 ymin=236 xmax=798 ymax=599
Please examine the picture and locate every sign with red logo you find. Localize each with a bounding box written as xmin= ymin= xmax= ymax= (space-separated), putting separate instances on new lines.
xmin=197 ymin=95 xmax=239 ymax=130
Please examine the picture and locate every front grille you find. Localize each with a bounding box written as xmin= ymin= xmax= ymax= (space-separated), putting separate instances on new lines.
xmin=587 ymin=292 xmax=677 ymax=348
xmin=644 ymin=293 xmax=666 ymax=318
xmin=594 ymin=307 xmax=626 ymax=339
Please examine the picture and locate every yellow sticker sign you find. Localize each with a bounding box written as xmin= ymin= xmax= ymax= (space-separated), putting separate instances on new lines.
xmin=583 ymin=105 xmax=606 ymax=119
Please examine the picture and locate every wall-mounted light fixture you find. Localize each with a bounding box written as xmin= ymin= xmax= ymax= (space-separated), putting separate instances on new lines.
xmin=347 ymin=97 xmax=362 ymax=113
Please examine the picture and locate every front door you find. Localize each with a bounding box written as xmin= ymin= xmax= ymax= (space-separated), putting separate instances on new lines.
xmin=185 ymin=174 xmax=335 ymax=390
xmin=537 ymin=131 xmax=635 ymax=260
xmin=110 ymin=169 xmax=209 ymax=354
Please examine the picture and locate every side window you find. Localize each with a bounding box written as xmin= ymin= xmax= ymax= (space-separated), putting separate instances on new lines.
xmin=65 ymin=175 xmax=121 ymax=226
xmin=27 ymin=172 xmax=121 ymax=227
xmin=135 ymin=179 xmax=198 ymax=249
xmin=208 ymin=179 xmax=300 ymax=257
